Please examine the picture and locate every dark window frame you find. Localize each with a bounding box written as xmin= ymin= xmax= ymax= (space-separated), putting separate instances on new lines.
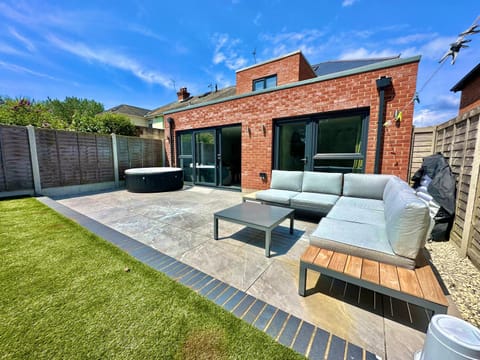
xmin=252 ymin=74 xmax=277 ymax=91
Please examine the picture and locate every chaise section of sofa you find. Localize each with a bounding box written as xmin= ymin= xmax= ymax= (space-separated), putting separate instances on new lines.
xmin=311 ymin=174 xmax=431 ymax=269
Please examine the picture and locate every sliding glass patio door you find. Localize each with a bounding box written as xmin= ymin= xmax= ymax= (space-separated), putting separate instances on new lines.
xmin=274 ymin=110 xmax=368 ymax=173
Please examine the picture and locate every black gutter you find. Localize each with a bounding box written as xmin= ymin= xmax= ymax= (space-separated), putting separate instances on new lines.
xmin=166 ymin=117 xmax=175 ymax=167
xmin=375 ymin=76 xmax=392 ymax=174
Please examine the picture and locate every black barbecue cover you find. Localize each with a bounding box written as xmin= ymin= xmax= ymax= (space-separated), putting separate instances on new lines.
xmin=411 ymin=153 xmax=456 ymax=216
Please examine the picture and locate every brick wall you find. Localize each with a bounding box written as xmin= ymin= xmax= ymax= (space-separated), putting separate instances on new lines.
xmin=236 ymin=52 xmax=316 ymax=95
xmin=166 ymin=60 xmax=419 ymax=191
xmin=459 ymin=75 xmax=480 ymax=115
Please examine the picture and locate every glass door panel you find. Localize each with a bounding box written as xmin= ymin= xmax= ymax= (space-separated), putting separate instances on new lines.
xmin=194 ymin=130 xmax=216 ymax=185
xmin=178 ymin=133 xmax=193 ymax=182
xmin=276 ymin=122 xmax=307 ymax=171
xmin=219 ymin=126 xmax=241 ymax=187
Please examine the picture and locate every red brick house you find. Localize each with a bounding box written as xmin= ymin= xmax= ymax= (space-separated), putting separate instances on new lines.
xmin=149 ymin=50 xmax=420 ymax=192
xmin=451 ymin=62 xmax=480 ymax=115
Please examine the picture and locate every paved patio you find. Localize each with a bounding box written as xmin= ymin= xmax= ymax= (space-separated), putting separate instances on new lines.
xmin=50 ymin=186 xmax=452 ymax=359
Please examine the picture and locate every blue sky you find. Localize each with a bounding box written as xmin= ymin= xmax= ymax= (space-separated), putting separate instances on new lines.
xmin=0 ymin=1 xmax=478 ymax=126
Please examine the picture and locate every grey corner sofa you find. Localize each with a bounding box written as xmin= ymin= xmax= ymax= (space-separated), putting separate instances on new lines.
xmin=254 ymin=170 xmax=432 ymax=269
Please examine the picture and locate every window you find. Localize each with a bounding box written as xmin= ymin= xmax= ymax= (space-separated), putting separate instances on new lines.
xmin=253 ymin=75 xmax=277 ymax=91
xmin=274 ymin=110 xmax=369 ymax=173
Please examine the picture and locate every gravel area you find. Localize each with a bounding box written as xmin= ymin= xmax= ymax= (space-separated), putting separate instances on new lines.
xmin=425 ymin=240 xmax=480 ymax=328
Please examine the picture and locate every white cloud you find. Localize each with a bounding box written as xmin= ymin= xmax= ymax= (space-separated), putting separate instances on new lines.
xmin=0 ymin=42 xmax=26 ymax=56
xmin=0 ymin=60 xmax=58 ymax=80
xmin=8 ymin=27 xmax=36 ymax=52
xmin=253 ymin=12 xmax=262 ymax=26
xmin=46 ymin=35 xmax=172 ymax=87
xmin=342 ymin=0 xmax=358 ymax=7
xmin=259 ymin=29 xmax=325 ymax=59
xmin=413 ymin=107 xmax=457 ymax=127
xmin=211 ymin=33 xmax=247 ymax=70
xmin=390 ymin=33 xmax=437 ymax=45
xmin=339 ymin=47 xmax=398 ymax=59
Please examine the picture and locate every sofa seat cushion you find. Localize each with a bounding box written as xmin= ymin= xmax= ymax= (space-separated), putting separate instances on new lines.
xmin=255 ymin=189 xmax=299 ymax=205
xmin=310 ymin=218 xmax=416 ymax=269
xmin=327 ymin=205 xmax=385 ymax=226
xmin=290 ymin=192 xmax=340 ymax=214
xmin=334 ymin=196 xmax=384 ymax=211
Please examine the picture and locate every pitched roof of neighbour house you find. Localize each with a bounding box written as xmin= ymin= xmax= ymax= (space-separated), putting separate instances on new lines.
xmin=311 ymin=56 xmax=400 ymax=76
xmin=146 ymin=86 xmax=236 ymax=118
xmin=150 ymin=54 xmax=419 ymax=116
xmin=105 ymin=104 xmax=151 ymax=117
xmin=451 ymin=62 xmax=480 ymax=92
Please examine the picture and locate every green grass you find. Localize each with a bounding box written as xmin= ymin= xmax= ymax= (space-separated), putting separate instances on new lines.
xmin=0 ymin=198 xmax=304 ymax=359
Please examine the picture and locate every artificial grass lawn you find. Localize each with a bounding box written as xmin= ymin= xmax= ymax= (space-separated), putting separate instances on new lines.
xmin=0 ymin=198 xmax=305 ymax=359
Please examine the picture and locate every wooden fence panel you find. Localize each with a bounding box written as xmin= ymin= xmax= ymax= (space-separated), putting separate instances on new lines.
xmin=56 ymin=131 xmax=81 ymax=186
xmin=77 ymin=133 xmax=99 ymax=184
xmin=0 ymin=125 xmax=33 ymax=191
xmin=411 ymin=107 xmax=480 ymax=268
xmin=96 ymin=135 xmax=114 ymax=182
xmin=36 ymin=128 xmax=62 ymax=188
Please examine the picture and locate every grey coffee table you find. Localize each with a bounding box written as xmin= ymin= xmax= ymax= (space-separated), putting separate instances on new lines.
xmin=213 ymin=202 xmax=294 ymax=257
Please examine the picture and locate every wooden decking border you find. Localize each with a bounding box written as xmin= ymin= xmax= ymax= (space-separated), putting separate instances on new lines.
xmin=299 ymin=245 xmax=448 ymax=315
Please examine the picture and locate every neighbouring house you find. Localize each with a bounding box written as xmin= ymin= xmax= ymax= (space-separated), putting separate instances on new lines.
xmin=105 ymin=104 xmax=165 ymax=140
xmin=451 ymin=62 xmax=480 ymax=115
xmin=104 ymin=104 xmax=151 ymax=127
xmin=153 ymin=50 xmax=420 ymax=192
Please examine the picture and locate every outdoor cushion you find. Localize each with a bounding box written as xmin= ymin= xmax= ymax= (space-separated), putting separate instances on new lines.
xmin=383 ymin=176 xmax=415 ymax=204
xmin=326 ymin=204 xmax=385 ymax=226
xmin=384 ymin=189 xmax=430 ymax=259
xmin=311 ymin=217 xmax=416 ymax=269
xmin=301 ymin=171 xmax=343 ymax=195
xmin=334 ymin=196 xmax=384 ymax=211
xmin=255 ymin=189 xmax=299 ymax=205
xmin=343 ymin=173 xmax=393 ymax=200
xmin=270 ymin=170 xmax=303 ymax=192
xmin=290 ymin=192 xmax=340 ymax=214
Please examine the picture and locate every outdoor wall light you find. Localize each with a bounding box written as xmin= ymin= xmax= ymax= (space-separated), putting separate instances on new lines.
xmin=247 ymin=127 xmax=252 ymax=137
xmin=259 ymin=172 xmax=267 ymax=181
xmin=262 ymin=124 xmax=266 ymax=136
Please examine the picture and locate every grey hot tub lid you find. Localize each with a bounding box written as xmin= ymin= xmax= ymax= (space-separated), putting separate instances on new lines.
xmin=125 ymin=167 xmax=183 ymax=174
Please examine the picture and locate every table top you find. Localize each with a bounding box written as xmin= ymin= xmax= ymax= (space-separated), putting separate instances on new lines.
xmin=214 ymin=202 xmax=294 ymax=228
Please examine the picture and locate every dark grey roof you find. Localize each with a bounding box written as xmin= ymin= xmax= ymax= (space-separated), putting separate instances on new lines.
xmin=311 ymin=56 xmax=399 ymax=76
xmin=451 ymin=62 xmax=480 ymax=92
xmin=146 ymin=86 xmax=236 ymax=118
xmin=105 ymin=104 xmax=150 ymax=117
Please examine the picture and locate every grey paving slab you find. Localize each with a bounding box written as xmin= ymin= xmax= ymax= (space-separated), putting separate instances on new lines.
xmin=47 ymin=187 xmax=429 ymax=359
xmin=292 ymin=321 xmax=315 ymax=355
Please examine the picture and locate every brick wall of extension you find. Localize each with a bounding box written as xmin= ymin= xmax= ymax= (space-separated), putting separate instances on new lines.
xmin=165 ymin=61 xmax=419 ymax=192
xmin=459 ymin=74 xmax=480 ymax=115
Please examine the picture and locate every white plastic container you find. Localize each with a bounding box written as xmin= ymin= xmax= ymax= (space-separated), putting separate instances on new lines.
xmin=415 ymin=315 xmax=480 ymax=360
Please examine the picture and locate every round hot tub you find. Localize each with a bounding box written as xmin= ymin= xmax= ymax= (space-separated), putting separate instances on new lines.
xmin=125 ymin=167 xmax=184 ymax=193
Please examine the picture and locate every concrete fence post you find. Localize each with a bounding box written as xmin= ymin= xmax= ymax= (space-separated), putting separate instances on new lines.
xmin=26 ymin=125 xmax=42 ymax=195
xmin=111 ymin=133 xmax=119 ymax=187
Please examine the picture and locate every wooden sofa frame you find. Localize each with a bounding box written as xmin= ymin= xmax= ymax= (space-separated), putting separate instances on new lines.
xmin=299 ymin=245 xmax=448 ymax=315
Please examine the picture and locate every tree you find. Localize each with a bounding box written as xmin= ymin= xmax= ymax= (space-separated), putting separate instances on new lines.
xmin=45 ymin=97 xmax=104 ymax=127
xmin=0 ymin=97 xmax=65 ymax=129
xmin=94 ymin=113 xmax=137 ymax=136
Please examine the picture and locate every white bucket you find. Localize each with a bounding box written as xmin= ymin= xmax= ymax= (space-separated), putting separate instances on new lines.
xmin=415 ymin=315 xmax=480 ymax=360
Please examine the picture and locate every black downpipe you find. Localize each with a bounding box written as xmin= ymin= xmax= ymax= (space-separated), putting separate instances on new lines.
xmin=375 ymin=76 xmax=392 ymax=174
xmin=167 ymin=117 xmax=175 ymax=167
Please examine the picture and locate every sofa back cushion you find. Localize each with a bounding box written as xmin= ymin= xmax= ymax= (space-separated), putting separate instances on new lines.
xmin=301 ymin=171 xmax=343 ymax=195
xmin=343 ymin=174 xmax=393 ymax=200
xmin=383 ymin=176 xmax=415 ymax=204
xmin=385 ymin=189 xmax=430 ymax=259
xmin=270 ymin=170 xmax=303 ymax=192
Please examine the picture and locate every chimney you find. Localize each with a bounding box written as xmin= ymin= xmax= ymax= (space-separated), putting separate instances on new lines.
xmin=177 ymin=87 xmax=190 ymax=102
